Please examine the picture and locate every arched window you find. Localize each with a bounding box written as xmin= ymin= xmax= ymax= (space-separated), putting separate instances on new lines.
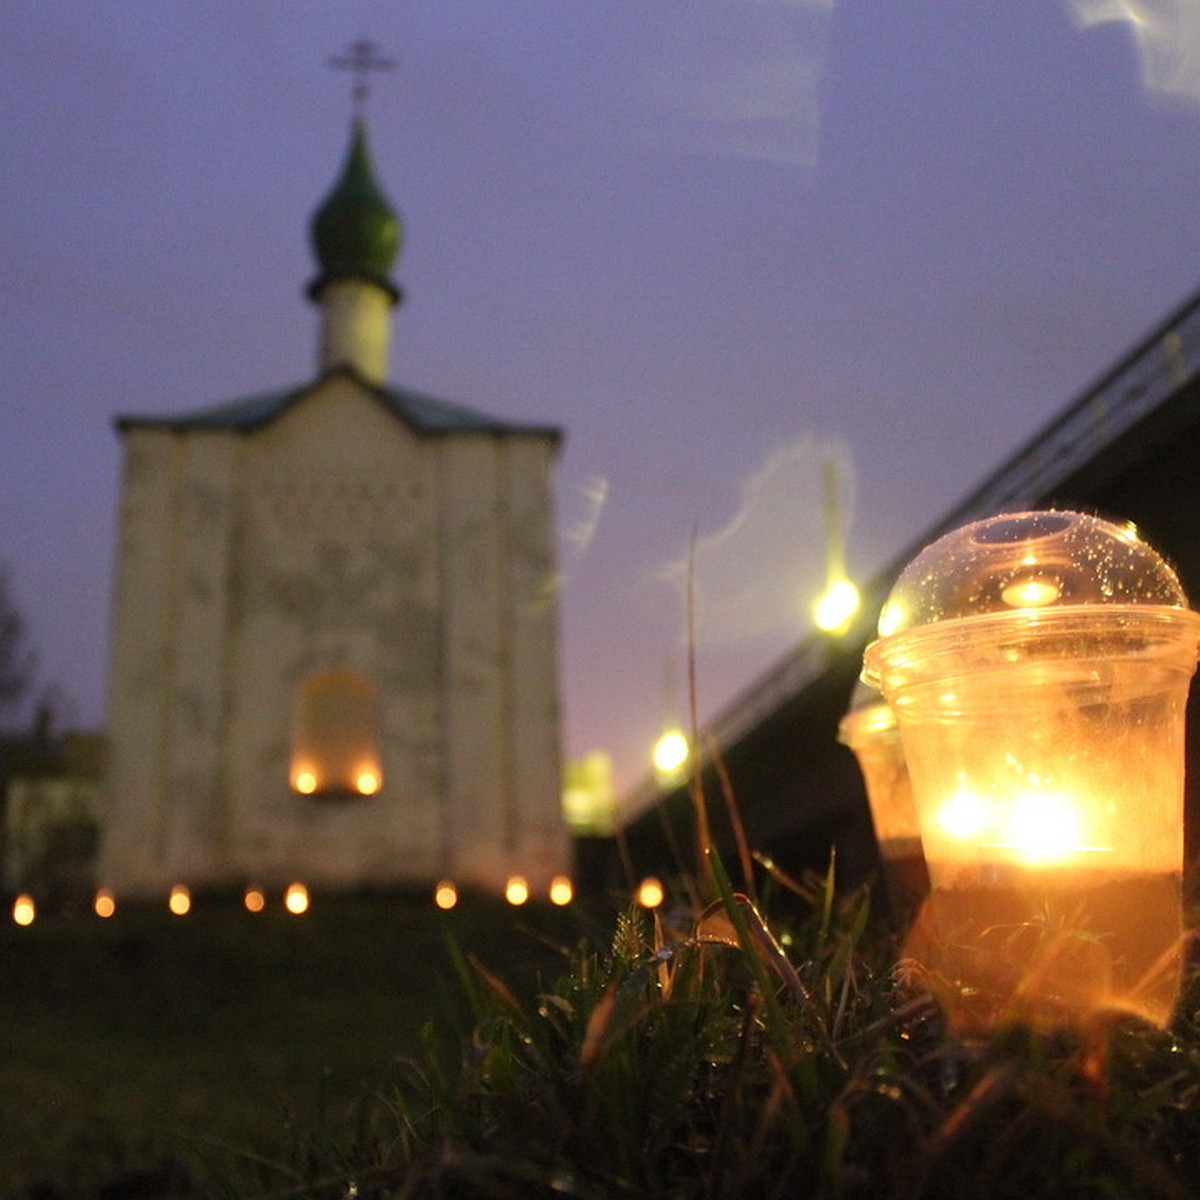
xmin=290 ymin=668 xmax=382 ymax=798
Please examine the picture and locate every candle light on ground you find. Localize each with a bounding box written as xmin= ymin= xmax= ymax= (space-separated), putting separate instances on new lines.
xmin=285 ymin=882 xmax=309 ymax=914
xmin=864 ymin=510 xmax=1200 ymax=1031
xmin=12 ymin=894 xmax=35 ymax=926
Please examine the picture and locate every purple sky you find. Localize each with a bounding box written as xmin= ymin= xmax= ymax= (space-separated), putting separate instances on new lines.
xmin=4 ymin=3 xmax=1200 ymax=798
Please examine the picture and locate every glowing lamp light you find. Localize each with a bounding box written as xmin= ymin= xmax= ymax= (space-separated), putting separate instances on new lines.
xmin=653 ymin=728 xmax=689 ymax=783
xmin=863 ymin=511 xmax=1200 ymax=1032
xmin=562 ymin=751 xmax=616 ymax=835
xmin=244 ymin=886 xmax=266 ymax=913
xmin=94 ymin=888 xmax=116 ymax=919
xmin=168 ymin=885 xmax=191 ymax=916
xmin=12 ymin=894 xmax=35 ymax=926
xmin=505 ymin=875 xmax=529 ymax=906
xmin=549 ymin=875 xmax=574 ymax=906
xmin=284 ymin=882 xmax=309 ymax=915
xmin=814 ymin=577 xmax=861 ymax=634
xmin=636 ymin=876 xmax=665 ymax=909
xmin=355 ymin=769 xmax=380 ymax=795
xmin=434 ymin=880 xmax=458 ymax=910
xmin=294 ymin=769 xmax=318 ymax=795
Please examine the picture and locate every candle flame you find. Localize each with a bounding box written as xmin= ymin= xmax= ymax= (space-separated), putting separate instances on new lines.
xmin=285 ymin=882 xmax=309 ymax=914
xmin=935 ymin=786 xmax=1109 ymax=867
xmin=1001 ymin=576 xmax=1060 ymax=608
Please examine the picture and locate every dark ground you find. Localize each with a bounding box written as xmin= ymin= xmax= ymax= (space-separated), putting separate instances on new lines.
xmin=0 ymin=889 xmax=585 ymax=1199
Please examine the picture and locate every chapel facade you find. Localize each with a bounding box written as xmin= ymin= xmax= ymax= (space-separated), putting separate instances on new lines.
xmin=98 ymin=118 xmax=568 ymax=899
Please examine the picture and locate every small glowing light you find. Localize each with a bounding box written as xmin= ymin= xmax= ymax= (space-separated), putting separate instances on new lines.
xmin=549 ymin=875 xmax=574 ymax=906
xmin=653 ymin=729 xmax=689 ymax=777
xmin=935 ymin=789 xmax=992 ymax=841
xmin=284 ymin=882 xmax=309 ymax=914
xmin=94 ymin=888 xmax=116 ymax=919
xmin=294 ymin=770 xmax=318 ymax=794
xmin=1001 ymin=576 xmax=1061 ymax=608
xmin=1004 ymin=791 xmax=1087 ymax=865
xmin=12 ymin=894 xmax=35 ymax=926
xmin=355 ymin=769 xmax=380 ymax=795
xmin=637 ymin=876 xmax=665 ymax=909
xmin=505 ymin=875 xmax=529 ymax=906
xmin=244 ymin=886 xmax=266 ymax=913
xmin=169 ymin=884 xmax=191 ymax=916
xmin=434 ymin=880 xmax=458 ymax=910
xmin=815 ymin=578 xmax=861 ymax=633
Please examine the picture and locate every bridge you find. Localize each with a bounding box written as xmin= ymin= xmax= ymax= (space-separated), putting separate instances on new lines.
xmin=594 ymin=284 xmax=1200 ymax=898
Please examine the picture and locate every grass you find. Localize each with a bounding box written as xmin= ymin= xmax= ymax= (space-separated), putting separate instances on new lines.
xmin=264 ymin=855 xmax=1200 ymax=1200
xmin=0 ymin=889 xmax=581 ymax=1199
xmin=6 ymin=867 xmax=1200 ymax=1198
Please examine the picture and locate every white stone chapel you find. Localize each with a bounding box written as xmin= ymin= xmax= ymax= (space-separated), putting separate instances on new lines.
xmin=98 ymin=115 xmax=569 ymax=899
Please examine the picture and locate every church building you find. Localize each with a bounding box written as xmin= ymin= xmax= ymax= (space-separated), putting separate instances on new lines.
xmin=98 ymin=116 xmax=568 ymax=900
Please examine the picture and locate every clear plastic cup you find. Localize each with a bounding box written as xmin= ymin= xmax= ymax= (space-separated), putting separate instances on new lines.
xmin=863 ymin=511 xmax=1200 ymax=1031
xmin=838 ymin=681 xmax=928 ymax=927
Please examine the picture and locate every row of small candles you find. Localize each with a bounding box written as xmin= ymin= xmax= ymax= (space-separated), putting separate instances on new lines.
xmin=10 ymin=882 xmax=312 ymax=924
xmin=9 ymin=875 xmax=670 ymax=925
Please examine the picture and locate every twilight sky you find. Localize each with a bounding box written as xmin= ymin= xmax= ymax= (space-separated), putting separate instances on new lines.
xmin=4 ymin=2 xmax=1200 ymax=798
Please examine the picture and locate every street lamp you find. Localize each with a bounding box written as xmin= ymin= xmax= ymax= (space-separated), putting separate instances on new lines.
xmin=813 ymin=459 xmax=860 ymax=634
xmin=864 ymin=510 xmax=1200 ymax=1032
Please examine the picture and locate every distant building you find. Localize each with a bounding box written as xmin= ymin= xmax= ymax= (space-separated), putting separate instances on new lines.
xmin=99 ymin=118 xmax=567 ymax=898
xmin=1 ymin=711 xmax=106 ymax=906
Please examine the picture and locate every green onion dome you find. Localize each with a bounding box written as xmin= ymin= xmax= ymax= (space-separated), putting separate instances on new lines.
xmin=308 ymin=118 xmax=402 ymax=304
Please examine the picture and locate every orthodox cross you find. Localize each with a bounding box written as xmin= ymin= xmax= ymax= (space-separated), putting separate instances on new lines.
xmin=328 ymin=38 xmax=395 ymax=115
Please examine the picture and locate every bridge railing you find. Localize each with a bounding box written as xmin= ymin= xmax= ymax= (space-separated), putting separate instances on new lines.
xmin=617 ymin=286 xmax=1200 ymax=827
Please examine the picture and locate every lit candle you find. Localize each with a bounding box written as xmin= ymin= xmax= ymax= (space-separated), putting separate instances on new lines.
xmin=864 ymin=511 xmax=1200 ymax=1032
xmin=838 ymin=682 xmax=928 ymax=926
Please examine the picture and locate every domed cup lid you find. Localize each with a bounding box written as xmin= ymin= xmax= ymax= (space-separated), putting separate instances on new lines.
xmin=862 ymin=511 xmax=1200 ymax=692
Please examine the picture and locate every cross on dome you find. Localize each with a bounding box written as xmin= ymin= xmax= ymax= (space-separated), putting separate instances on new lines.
xmin=328 ymin=38 xmax=395 ymax=115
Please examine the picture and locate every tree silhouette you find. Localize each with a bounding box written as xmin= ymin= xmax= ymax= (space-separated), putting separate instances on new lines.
xmin=0 ymin=565 xmax=35 ymax=729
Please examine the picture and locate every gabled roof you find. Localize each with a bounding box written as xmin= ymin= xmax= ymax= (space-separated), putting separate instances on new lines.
xmin=114 ymin=365 xmax=562 ymax=442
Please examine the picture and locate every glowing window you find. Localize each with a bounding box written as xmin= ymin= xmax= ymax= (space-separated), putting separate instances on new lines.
xmin=291 ymin=668 xmax=383 ymax=797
